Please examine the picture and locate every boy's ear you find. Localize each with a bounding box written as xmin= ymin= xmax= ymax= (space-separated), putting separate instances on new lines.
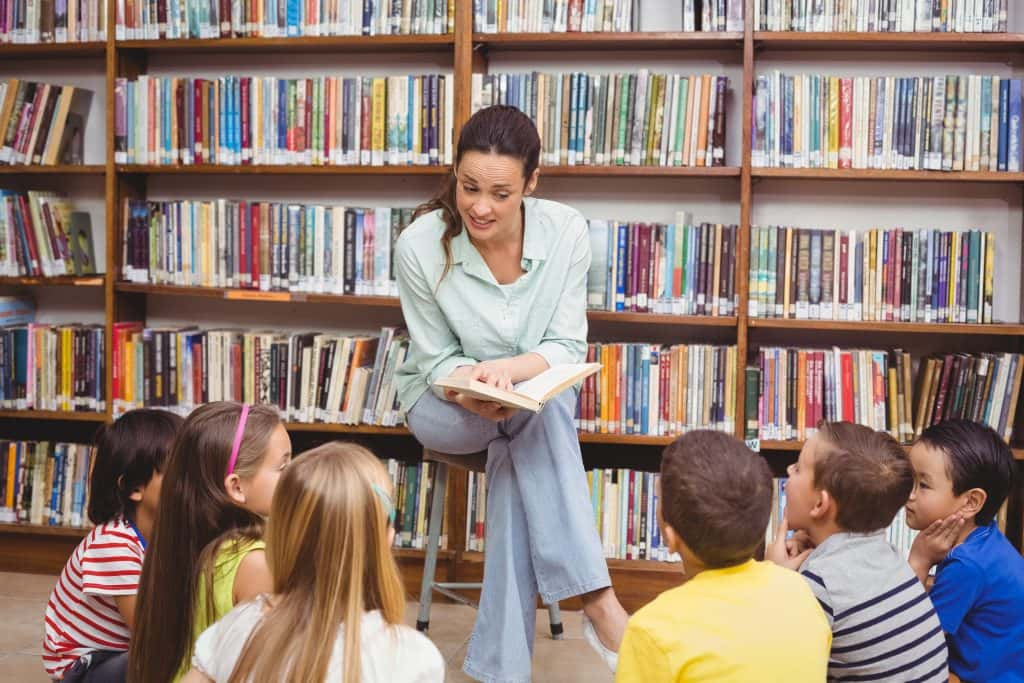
xmin=959 ymin=487 xmax=988 ymax=520
xmin=809 ymin=488 xmax=836 ymax=522
xmin=224 ymin=473 xmax=247 ymax=505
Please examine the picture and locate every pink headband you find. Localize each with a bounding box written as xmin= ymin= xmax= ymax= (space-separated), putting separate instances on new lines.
xmin=226 ymin=404 xmax=250 ymax=476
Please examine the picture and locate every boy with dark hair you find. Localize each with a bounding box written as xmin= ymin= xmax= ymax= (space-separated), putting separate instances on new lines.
xmin=768 ymin=421 xmax=948 ymax=682
xmin=906 ymin=419 xmax=1024 ymax=682
xmin=616 ymin=430 xmax=830 ymax=682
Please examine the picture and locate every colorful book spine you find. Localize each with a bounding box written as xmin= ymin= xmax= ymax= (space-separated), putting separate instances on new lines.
xmin=0 ymin=440 xmax=94 ymax=527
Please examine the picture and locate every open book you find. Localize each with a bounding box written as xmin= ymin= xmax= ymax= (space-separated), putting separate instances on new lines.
xmin=433 ymin=363 xmax=601 ymax=413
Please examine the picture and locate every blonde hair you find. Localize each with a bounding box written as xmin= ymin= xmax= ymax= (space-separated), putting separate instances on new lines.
xmin=227 ymin=442 xmax=405 ymax=683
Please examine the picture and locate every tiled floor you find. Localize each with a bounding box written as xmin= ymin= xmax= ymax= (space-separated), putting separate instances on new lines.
xmin=0 ymin=571 xmax=613 ymax=682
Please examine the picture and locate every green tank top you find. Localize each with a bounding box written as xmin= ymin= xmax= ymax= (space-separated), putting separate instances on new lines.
xmin=172 ymin=537 xmax=266 ymax=683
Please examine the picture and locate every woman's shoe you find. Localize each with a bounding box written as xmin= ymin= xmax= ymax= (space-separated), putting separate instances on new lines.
xmin=581 ymin=614 xmax=618 ymax=672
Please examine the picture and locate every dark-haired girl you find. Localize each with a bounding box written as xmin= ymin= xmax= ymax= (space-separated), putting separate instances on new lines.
xmin=395 ymin=105 xmax=628 ymax=682
xmin=43 ymin=409 xmax=183 ymax=682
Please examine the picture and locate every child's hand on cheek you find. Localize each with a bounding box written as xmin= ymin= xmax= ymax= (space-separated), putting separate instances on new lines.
xmin=910 ymin=513 xmax=965 ymax=570
xmin=767 ymin=518 xmax=813 ymax=570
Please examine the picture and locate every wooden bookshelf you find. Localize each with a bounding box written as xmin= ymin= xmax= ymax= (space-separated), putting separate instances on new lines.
xmin=2 ymin=1 xmax=1023 ymax=610
xmin=0 ymin=522 xmax=89 ymax=538
xmin=754 ymin=31 xmax=1024 ymax=52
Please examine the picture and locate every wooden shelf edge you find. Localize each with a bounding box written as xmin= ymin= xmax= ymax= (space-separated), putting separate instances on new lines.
xmin=116 ymin=164 xmax=447 ymax=176
xmin=748 ymin=318 xmax=1024 ymax=336
xmin=752 ymin=168 xmax=1024 ymax=183
xmin=754 ymin=31 xmax=1024 ymax=51
xmin=0 ymin=522 xmax=89 ymax=537
xmin=542 ymin=165 xmax=740 ymax=177
xmin=116 ymin=34 xmax=454 ymax=53
xmin=0 ymin=275 xmax=105 ymax=287
xmin=474 ymin=31 xmax=743 ymax=50
xmin=588 ymin=311 xmax=736 ymax=326
xmin=462 ymin=550 xmax=682 ymax=573
xmin=0 ymin=41 xmax=106 ymax=57
xmin=0 ymin=165 xmax=105 ymax=175
xmin=0 ymin=409 xmax=107 ymax=422
xmin=393 ymin=547 xmax=455 ymax=560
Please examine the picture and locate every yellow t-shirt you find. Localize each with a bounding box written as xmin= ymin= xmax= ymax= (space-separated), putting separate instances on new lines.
xmin=616 ymin=559 xmax=831 ymax=683
xmin=172 ymin=537 xmax=266 ymax=683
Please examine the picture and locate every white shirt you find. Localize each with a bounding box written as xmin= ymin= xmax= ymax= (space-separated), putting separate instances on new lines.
xmin=192 ymin=595 xmax=445 ymax=682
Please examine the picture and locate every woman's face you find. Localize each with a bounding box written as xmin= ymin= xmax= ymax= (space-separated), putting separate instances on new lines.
xmin=454 ymin=150 xmax=538 ymax=245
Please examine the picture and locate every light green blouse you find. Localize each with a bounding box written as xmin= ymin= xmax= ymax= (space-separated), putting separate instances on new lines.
xmin=394 ymin=197 xmax=591 ymax=413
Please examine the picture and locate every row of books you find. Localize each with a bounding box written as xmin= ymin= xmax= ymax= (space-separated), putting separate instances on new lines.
xmin=112 ymin=324 xmax=408 ymax=427
xmin=576 ymin=343 xmax=738 ymax=436
xmin=748 ymin=226 xmax=996 ymax=324
xmin=1 ymin=189 xmax=98 ymax=278
xmin=121 ymin=199 xmax=413 ymax=296
xmin=471 ymin=71 xmax=729 ymax=167
xmin=0 ymin=0 xmax=107 ymax=43
xmin=114 ymin=74 xmax=454 ymax=166
xmin=0 ymin=324 xmax=105 ymax=412
xmin=684 ymin=0 xmax=745 ymax=31
xmin=752 ymin=347 xmax=1022 ymax=444
xmin=588 ymin=217 xmax=738 ymax=316
xmin=753 ymin=72 xmax=1024 ymax=172
xmin=754 ymin=0 xmax=1010 ymax=32
xmin=0 ymin=440 xmax=94 ymax=527
xmin=385 ymin=458 xmax=447 ymax=550
xmin=0 ymin=79 xmax=92 ymax=166
xmin=472 ymin=0 xmax=640 ymax=33
xmin=116 ymin=0 xmax=452 ymax=40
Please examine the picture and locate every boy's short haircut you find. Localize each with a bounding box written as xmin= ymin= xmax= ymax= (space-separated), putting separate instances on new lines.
xmin=87 ymin=408 xmax=184 ymax=525
xmin=814 ymin=421 xmax=912 ymax=533
xmin=918 ymin=419 xmax=1015 ymax=526
xmin=660 ymin=430 xmax=772 ymax=568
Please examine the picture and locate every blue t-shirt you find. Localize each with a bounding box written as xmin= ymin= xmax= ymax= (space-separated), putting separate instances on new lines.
xmin=930 ymin=521 xmax=1024 ymax=682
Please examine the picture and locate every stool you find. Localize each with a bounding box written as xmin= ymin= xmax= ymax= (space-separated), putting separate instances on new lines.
xmin=415 ymin=448 xmax=564 ymax=640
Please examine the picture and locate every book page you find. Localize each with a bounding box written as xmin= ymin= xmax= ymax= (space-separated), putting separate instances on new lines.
xmin=515 ymin=363 xmax=599 ymax=402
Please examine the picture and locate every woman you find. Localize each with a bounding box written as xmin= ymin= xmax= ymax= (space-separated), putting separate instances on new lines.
xmin=394 ymin=105 xmax=628 ymax=683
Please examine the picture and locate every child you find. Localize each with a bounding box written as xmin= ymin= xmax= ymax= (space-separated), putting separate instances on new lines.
xmin=181 ymin=442 xmax=445 ymax=683
xmin=128 ymin=402 xmax=292 ymax=683
xmin=767 ymin=421 xmax=948 ymax=682
xmin=42 ymin=409 xmax=183 ymax=682
xmin=616 ymin=430 xmax=831 ymax=682
xmin=906 ymin=419 xmax=1024 ymax=682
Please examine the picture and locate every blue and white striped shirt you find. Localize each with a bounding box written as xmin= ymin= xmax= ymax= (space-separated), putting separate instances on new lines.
xmin=800 ymin=530 xmax=948 ymax=682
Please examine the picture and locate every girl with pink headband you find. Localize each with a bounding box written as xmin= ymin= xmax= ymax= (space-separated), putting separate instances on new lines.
xmin=129 ymin=402 xmax=292 ymax=683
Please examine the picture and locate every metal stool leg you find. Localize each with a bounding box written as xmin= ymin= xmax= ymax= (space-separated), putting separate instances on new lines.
xmin=547 ymin=601 xmax=564 ymax=640
xmin=416 ymin=461 xmax=448 ymax=633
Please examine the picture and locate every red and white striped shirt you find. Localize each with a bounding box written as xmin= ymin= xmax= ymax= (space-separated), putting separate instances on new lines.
xmin=42 ymin=518 xmax=145 ymax=679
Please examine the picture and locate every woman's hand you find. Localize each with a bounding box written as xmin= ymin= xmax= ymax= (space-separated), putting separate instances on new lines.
xmin=443 ymin=363 xmax=518 ymax=421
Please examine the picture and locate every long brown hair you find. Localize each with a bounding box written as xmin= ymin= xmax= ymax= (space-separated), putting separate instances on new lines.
xmin=129 ymin=402 xmax=282 ymax=683
xmin=226 ymin=442 xmax=405 ymax=683
xmin=413 ymin=104 xmax=541 ymax=283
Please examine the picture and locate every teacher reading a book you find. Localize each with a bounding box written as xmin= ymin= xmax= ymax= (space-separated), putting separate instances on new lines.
xmin=394 ymin=105 xmax=628 ymax=683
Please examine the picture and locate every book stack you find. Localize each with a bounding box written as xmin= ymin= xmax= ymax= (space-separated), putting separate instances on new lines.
xmin=467 ymin=466 xmax=679 ymax=562
xmin=588 ymin=215 xmax=738 ymax=316
xmin=112 ymin=324 xmax=408 ymax=427
xmin=1 ymin=190 xmax=97 ymax=277
xmin=0 ymin=80 xmax=93 ymax=166
xmin=754 ymin=0 xmax=1009 ymax=32
xmin=0 ymin=0 xmax=108 ymax=43
xmin=0 ymin=440 xmax=94 ymax=527
xmin=748 ymin=226 xmax=995 ymax=324
xmin=472 ymin=71 xmax=729 ymax=167
xmin=751 ymin=347 xmax=1022 ymax=443
xmin=577 ymin=342 xmax=737 ymax=436
xmin=115 ymin=0 xmax=452 ymax=39
xmin=114 ymin=74 xmax=454 ymax=166
xmin=473 ymin=0 xmax=639 ymax=33
xmin=0 ymin=324 xmax=105 ymax=411
xmin=385 ymin=458 xmax=447 ymax=550
xmin=752 ymin=72 xmax=1023 ymax=172
xmin=685 ymin=0 xmax=745 ymax=31
xmin=122 ymin=198 xmax=413 ymax=295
